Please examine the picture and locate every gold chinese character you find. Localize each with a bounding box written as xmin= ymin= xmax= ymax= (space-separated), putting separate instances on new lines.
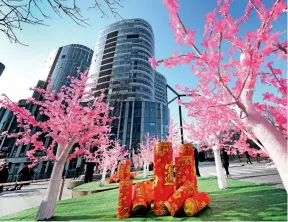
xmin=164 ymin=163 xmax=174 ymax=185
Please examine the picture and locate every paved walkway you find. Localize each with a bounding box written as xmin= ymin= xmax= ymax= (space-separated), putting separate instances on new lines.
xmin=199 ymin=162 xmax=284 ymax=189
xmin=0 ymin=180 xmax=72 ymax=217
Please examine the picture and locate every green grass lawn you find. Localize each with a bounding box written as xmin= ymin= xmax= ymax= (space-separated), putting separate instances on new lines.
xmin=73 ymin=176 xmax=153 ymax=192
xmin=1 ymin=177 xmax=287 ymax=221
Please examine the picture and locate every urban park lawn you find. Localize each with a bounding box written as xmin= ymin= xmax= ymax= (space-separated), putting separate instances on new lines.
xmin=72 ymin=175 xmax=153 ymax=192
xmin=1 ymin=177 xmax=287 ymax=221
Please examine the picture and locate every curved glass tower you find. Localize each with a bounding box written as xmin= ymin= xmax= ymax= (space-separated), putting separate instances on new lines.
xmin=154 ymin=71 xmax=167 ymax=104
xmin=89 ymin=19 xmax=155 ymax=101
xmin=89 ymin=19 xmax=169 ymax=152
xmin=44 ymin=44 xmax=93 ymax=92
xmin=0 ymin=62 xmax=5 ymax=76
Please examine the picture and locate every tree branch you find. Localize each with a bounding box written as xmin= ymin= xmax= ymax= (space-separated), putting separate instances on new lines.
xmin=257 ymin=0 xmax=281 ymax=49
xmin=268 ymin=65 xmax=287 ymax=93
xmin=0 ymin=0 xmax=122 ymax=45
xmin=176 ymin=14 xmax=202 ymax=56
xmin=249 ymin=0 xmax=263 ymax=17
xmin=188 ymin=101 xmax=237 ymax=115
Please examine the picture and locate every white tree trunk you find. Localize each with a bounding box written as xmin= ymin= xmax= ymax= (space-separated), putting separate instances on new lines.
xmin=143 ymin=162 xmax=147 ymax=178
xmin=36 ymin=159 xmax=66 ymax=220
xmin=111 ymin=164 xmax=117 ymax=177
xmin=213 ymin=145 xmax=228 ymax=189
xmin=99 ymin=167 xmax=107 ymax=187
xmin=146 ymin=163 xmax=149 ymax=175
xmin=244 ymin=112 xmax=288 ymax=192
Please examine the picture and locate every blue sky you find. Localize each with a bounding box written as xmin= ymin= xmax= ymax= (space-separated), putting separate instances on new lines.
xmin=0 ymin=0 xmax=286 ymax=135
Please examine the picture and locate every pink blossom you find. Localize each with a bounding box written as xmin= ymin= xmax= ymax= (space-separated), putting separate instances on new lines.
xmin=0 ymin=69 xmax=114 ymax=166
xmin=184 ymin=30 xmax=196 ymax=46
xmin=148 ymin=57 xmax=159 ymax=69
xmin=175 ymin=84 xmax=182 ymax=91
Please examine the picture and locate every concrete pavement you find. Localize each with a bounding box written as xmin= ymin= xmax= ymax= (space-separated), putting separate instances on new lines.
xmin=0 ymin=180 xmax=72 ymax=217
xmin=199 ymin=162 xmax=284 ymax=189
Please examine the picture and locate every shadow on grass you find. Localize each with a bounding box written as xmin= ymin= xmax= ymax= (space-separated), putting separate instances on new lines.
xmin=236 ymin=173 xmax=279 ymax=179
xmin=261 ymin=182 xmax=283 ymax=187
xmin=197 ymin=176 xmax=218 ymax=181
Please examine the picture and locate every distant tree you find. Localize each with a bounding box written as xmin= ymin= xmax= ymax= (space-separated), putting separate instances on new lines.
xmin=97 ymin=140 xmax=126 ymax=187
xmin=132 ymin=152 xmax=143 ymax=171
xmin=0 ymin=69 xmax=114 ymax=220
xmin=0 ymin=0 xmax=122 ymax=45
xmin=167 ymin=118 xmax=181 ymax=161
xmin=138 ymin=133 xmax=156 ymax=178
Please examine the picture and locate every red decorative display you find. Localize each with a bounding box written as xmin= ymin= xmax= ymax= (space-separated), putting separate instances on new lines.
xmin=165 ymin=180 xmax=197 ymax=216
xmin=118 ymin=164 xmax=126 ymax=181
xmin=179 ymin=143 xmax=194 ymax=156
xmin=106 ymin=173 xmax=120 ymax=184
xmin=132 ymin=182 xmax=147 ymax=213
xmin=130 ymin=172 xmax=136 ymax=179
xmin=154 ymin=142 xmax=174 ymax=215
xmin=177 ymin=143 xmax=198 ymax=193
xmin=175 ymin=156 xmax=194 ymax=190
xmin=117 ymin=180 xmax=133 ymax=219
xmin=124 ymin=160 xmax=131 ymax=180
xmin=143 ymin=180 xmax=154 ymax=204
xmin=117 ymin=160 xmax=132 ymax=182
xmin=183 ymin=192 xmax=211 ymax=216
xmin=116 ymin=142 xmax=211 ymax=219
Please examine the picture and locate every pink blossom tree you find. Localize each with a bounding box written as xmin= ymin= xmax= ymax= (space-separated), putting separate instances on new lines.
xmin=184 ymin=108 xmax=266 ymax=189
xmin=110 ymin=141 xmax=127 ymax=177
xmin=0 ymin=70 xmax=114 ymax=220
xmin=132 ymin=152 xmax=143 ymax=170
xmin=150 ymin=0 xmax=288 ymax=191
xmin=138 ymin=133 xmax=156 ymax=178
xmin=167 ymin=118 xmax=181 ymax=161
xmin=97 ymin=140 xmax=127 ymax=186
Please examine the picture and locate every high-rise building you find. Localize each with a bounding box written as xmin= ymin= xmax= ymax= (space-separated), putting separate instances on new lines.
xmin=154 ymin=71 xmax=167 ymax=104
xmin=0 ymin=62 xmax=5 ymax=76
xmin=43 ymin=44 xmax=93 ymax=92
xmin=88 ymin=19 xmax=169 ymax=152
xmin=0 ymin=80 xmax=50 ymax=181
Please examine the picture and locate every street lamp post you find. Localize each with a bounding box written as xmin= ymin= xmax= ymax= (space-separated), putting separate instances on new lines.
xmin=166 ymin=84 xmax=187 ymax=144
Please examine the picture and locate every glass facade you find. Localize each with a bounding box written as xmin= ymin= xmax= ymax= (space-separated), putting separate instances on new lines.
xmin=111 ymin=100 xmax=169 ymax=152
xmin=154 ymin=71 xmax=167 ymax=104
xmin=88 ymin=19 xmax=170 ymax=153
xmin=88 ymin=19 xmax=155 ymax=101
xmin=44 ymin=44 xmax=93 ymax=92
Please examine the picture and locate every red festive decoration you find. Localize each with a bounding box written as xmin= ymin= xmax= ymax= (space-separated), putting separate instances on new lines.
xmin=106 ymin=173 xmax=120 ymax=184
xmin=130 ymin=172 xmax=136 ymax=179
xmin=183 ymin=192 xmax=211 ymax=216
xmin=179 ymin=143 xmax=194 ymax=157
xmin=175 ymin=156 xmax=194 ymax=190
xmin=154 ymin=142 xmax=174 ymax=215
xmin=117 ymin=180 xmax=133 ymax=219
xmin=177 ymin=143 xmax=198 ymax=193
xmin=118 ymin=164 xmax=126 ymax=181
xmin=132 ymin=182 xmax=147 ymax=213
xmin=165 ymin=180 xmax=197 ymax=216
xmin=124 ymin=159 xmax=131 ymax=180
xmin=143 ymin=180 xmax=154 ymax=204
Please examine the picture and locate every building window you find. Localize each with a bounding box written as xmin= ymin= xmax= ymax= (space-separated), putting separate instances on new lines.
xmin=127 ymin=34 xmax=139 ymax=39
